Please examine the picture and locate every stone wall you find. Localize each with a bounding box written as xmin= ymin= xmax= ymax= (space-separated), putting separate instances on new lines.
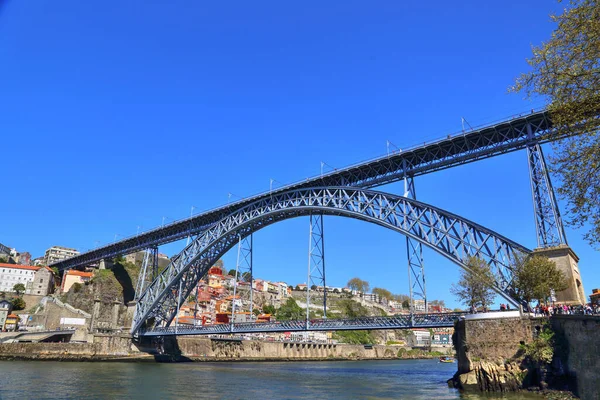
xmin=154 ymin=336 xmax=404 ymax=361
xmin=550 ymin=315 xmax=600 ymax=400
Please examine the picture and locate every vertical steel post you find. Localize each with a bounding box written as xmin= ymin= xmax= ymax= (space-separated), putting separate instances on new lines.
xmin=233 ymin=234 xmax=253 ymax=323
xmin=404 ymin=176 xmax=427 ymax=316
xmin=526 ymin=137 xmax=567 ymax=248
xmin=134 ymin=247 xmax=158 ymax=302
xmin=306 ymin=213 xmax=326 ymax=323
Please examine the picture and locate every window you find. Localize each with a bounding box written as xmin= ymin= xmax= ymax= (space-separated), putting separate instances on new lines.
xmin=40 ymin=279 xmax=43 ymax=283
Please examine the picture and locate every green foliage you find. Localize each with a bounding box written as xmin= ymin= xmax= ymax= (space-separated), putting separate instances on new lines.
xmin=241 ymin=271 xmax=252 ymax=282
xmin=511 ymin=0 xmax=600 ymax=246
xmin=521 ymin=324 xmax=555 ymax=365
xmin=333 ymin=330 xmax=374 ymax=344
xmin=450 ymin=256 xmax=496 ymax=308
xmin=10 ymin=297 xmax=26 ymax=310
xmin=227 ymin=269 xmax=236 ymax=277
xmin=71 ymin=282 xmax=83 ymax=293
xmin=402 ymin=299 xmax=410 ymax=309
xmin=513 ymin=254 xmax=569 ymax=304
xmin=347 ymin=277 xmax=370 ymax=293
xmin=372 ymin=287 xmax=393 ymax=300
xmin=262 ymin=304 xmax=277 ymax=315
xmin=276 ymin=298 xmax=304 ymax=321
xmin=336 ymin=299 xmax=369 ymax=318
xmin=252 ymin=308 xmax=260 ymax=316
xmin=12 ymin=283 xmax=26 ymax=296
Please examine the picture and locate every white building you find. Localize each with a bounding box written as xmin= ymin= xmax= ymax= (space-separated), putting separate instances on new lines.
xmin=44 ymin=246 xmax=79 ymax=266
xmin=0 ymin=263 xmax=55 ymax=295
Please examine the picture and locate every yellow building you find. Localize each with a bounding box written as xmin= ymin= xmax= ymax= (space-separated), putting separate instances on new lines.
xmin=61 ymin=270 xmax=94 ymax=293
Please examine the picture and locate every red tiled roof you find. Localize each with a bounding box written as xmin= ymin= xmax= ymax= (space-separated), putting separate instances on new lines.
xmin=66 ymin=270 xmax=93 ymax=278
xmin=0 ymin=263 xmax=40 ymax=271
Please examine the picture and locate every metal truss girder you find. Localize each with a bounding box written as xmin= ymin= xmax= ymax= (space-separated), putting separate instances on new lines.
xmin=526 ymin=143 xmax=567 ymax=247
xmin=134 ymin=247 xmax=158 ymax=302
xmin=132 ymin=187 xmax=531 ymax=335
xmin=138 ymin=312 xmax=468 ymax=337
xmin=404 ymin=176 xmax=426 ymax=313
xmin=54 ymin=112 xmax=559 ymax=271
xmin=306 ymin=213 xmax=326 ymax=320
xmin=232 ymin=234 xmax=253 ymax=318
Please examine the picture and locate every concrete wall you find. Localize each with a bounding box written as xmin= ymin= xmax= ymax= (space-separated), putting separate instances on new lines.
xmin=153 ymin=336 xmax=402 ymax=361
xmin=550 ymin=315 xmax=600 ymax=400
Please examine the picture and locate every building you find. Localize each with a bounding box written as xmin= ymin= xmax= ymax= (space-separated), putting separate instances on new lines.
xmin=431 ymin=328 xmax=453 ymax=347
xmin=0 ymin=263 xmax=55 ymax=295
xmin=44 ymin=246 xmax=79 ymax=266
xmin=61 ymin=270 xmax=93 ymax=293
xmin=0 ymin=300 xmax=12 ymax=331
xmin=4 ymin=313 xmax=19 ymax=331
xmin=406 ymin=329 xmax=431 ymax=347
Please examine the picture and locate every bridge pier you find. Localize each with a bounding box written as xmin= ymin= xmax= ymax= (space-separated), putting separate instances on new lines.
xmin=532 ymin=245 xmax=585 ymax=305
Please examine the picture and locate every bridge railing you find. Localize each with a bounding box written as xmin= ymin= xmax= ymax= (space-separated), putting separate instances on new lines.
xmin=138 ymin=313 xmax=468 ymax=337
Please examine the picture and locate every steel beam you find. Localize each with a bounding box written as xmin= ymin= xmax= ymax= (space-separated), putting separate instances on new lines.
xmin=53 ymin=111 xmax=561 ymax=271
xmin=306 ymin=213 xmax=326 ymax=322
xmin=134 ymin=247 xmax=158 ymax=302
xmin=231 ymin=234 xmax=253 ymax=326
xmin=131 ymin=187 xmax=530 ymax=334
xmin=526 ymin=142 xmax=567 ymax=247
xmin=404 ymin=176 xmax=427 ymax=315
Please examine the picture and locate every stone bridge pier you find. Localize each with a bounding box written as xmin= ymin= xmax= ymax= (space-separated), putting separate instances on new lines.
xmin=533 ymin=245 xmax=585 ymax=305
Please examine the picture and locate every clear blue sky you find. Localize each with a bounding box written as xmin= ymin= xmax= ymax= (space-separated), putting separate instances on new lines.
xmin=1 ymin=1 xmax=597 ymax=309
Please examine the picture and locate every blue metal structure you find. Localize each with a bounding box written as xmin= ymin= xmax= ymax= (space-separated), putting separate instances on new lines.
xmin=51 ymin=110 xmax=561 ymax=271
xmin=139 ymin=313 xmax=468 ymax=337
xmin=131 ymin=187 xmax=530 ymax=335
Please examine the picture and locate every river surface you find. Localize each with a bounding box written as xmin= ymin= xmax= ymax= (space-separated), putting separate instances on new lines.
xmin=0 ymin=359 xmax=542 ymax=399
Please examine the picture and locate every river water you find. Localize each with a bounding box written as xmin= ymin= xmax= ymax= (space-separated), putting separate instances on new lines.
xmin=0 ymin=359 xmax=542 ymax=399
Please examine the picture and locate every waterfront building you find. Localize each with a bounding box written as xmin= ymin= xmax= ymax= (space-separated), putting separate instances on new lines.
xmin=0 ymin=263 xmax=55 ymax=295
xmin=406 ymin=329 xmax=431 ymax=347
xmin=4 ymin=313 xmax=19 ymax=331
xmin=61 ymin=270 xmax=93 ymax=293
xmin=431 ymin=328 xmax=453 ymax=347
xmin=590 ymin=288 xmax=600 ymax=305
xmin=0 ymin=300 xmax=12 ymax=331
xmin=44 ymin=246 xmax=79 ymax=266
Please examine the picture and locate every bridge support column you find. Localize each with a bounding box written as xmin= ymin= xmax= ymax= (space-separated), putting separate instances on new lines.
xmin=99 ymin=258 xmax=114 ymax=270
xmin=526 ymin=139 xmax=584 ymax=304
xmin=404 ymin=176 xmax=427 ymax=314
xmin=232 ymin=234 xmax=253 ymax=326
xmin=307 ymin=213 xmax=326 ymax=321
xmin=134 ymin=247 xmax=158 ymax=302
xmin=532 ymin=246 xmax=585 ymax=305
xmin=526 ymin=141 xmax=567 ymax=247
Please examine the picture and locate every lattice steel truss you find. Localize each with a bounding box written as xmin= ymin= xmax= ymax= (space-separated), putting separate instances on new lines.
xmin=526 ymin=143 xmax=567 ymax=247
xmin=54 ymin=111 xmax=557 ymax=271
xmin=231 ymin=234 xmax=253 ymax=320
xmin=306 ymin=213 xmax=326 ymax=320
xmin=134 ymin=247 xmax=158 ymax=302
xmin=139 ymin=312 xmax=468 ymax=337
xmin=132 ymin=187 xmax=531 ymax=335
xmin=404 ymin=177 xmax=427 ymax=314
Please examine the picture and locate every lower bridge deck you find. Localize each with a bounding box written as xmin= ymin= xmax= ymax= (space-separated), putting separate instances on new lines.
xmin=138 ymin=313 xmax=466 ymax=337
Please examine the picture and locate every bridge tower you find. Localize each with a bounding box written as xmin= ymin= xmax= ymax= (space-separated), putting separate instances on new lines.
xmin=526 ymin=134 xmax=585 ymax=304
xmin=231 ymin=234 xmax=254 ymax=324
xmin=307 ymin=213 xmax=326 ymax=321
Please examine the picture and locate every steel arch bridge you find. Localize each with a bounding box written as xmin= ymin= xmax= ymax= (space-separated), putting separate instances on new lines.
xmin=132 ymin=187 xmax=530 ymax=336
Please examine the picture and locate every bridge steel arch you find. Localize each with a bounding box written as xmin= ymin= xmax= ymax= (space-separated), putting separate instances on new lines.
xmin=132 ymin=187 xmax=531 ymax=335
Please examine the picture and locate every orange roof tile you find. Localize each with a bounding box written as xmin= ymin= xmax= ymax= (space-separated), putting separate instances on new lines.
xmin=0 ymin=263 xmax=40 ymax=271
xmin=66 ymin=270 xmax=93 ymax=278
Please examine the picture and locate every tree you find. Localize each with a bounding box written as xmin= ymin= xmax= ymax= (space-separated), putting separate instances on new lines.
xmin=71 ymin=282 xmax=83 ymax=293
xmin=511 ymin=0 xmax=600 ymax=246
xmin=450 ymin=256 xmax=496 ymax=309
xmin=276 ymin=298 xmax=304 ymax=321
xmin=262 ymin=304 xmax=277 ymax=315
xmin=402 ymin=299 xmax=410 ymax=310
xmin=12 ymin=283 xmax=26 ymax=296
xmin=10 ymin=297 xmax=26 ymax=310
xmin=347 ymin=277 xmax=370 ymax=293
xmin=252 ymin=308 xmax=260 ymax=316
xmin=310 ymin=284 xmax=318 ymax=291
xmin=294 ymin=285 xmax=301 ymax=291
xmin=337 ymin=299 xmax=369 ymax=318
xmin=513 ymin=255 xmax=569 ymax=305
xmin=227 ymin=269 xmax=237 ymax=277
xmin=372 ymin=287 xmax=393 ymax=301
